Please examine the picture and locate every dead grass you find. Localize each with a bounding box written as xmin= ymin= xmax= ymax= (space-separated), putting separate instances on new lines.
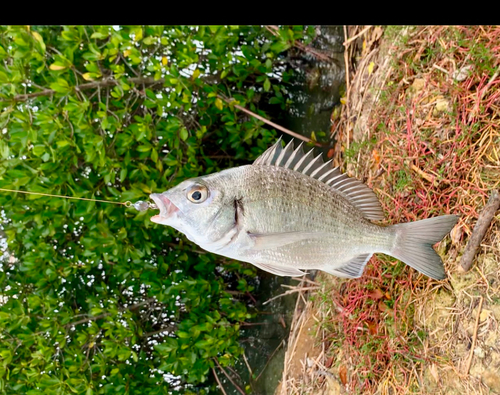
xmin=278 ymin=25 xmax=500 ymax=394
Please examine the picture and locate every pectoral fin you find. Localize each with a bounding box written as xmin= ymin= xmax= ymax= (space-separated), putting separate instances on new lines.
xmin=248 ymin=231 xmax=327 ymax=250
xmin=251 ymin=261 xmax=306 ymax=277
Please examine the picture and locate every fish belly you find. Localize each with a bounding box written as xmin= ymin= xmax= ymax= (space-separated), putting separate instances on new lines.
xmin=247 ymin=231 xmax=390 ymax=272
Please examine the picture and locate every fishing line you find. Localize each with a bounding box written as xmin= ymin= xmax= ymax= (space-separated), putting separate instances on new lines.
xmin=0 ymin=187 xmax=157 ymax=212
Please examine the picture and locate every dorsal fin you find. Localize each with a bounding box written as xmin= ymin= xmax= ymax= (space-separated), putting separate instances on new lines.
xmin=253 ymin=138 xmax=385 ymax=221
xmin=253 ymin=137 xmax=283 ymax=166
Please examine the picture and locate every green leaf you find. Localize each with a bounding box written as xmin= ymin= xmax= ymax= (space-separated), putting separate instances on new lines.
xmin=90 ymin=32 xmax=107 ymax=39
xmin=263 ymin=78 xmax=271 ymax=92
xmin=143 ymin=36 xmax=156 ymax=45
xmin=49 ymin=62 xmax=67 ymax=71
xmin=49 ymin=78 xmax=71 ymax=93
xmin=215 ymin=98 xmax=223 ymax=110
xmin=179 ymin=128 xmax=188 ymax=141
xmin=194 ymin=340 xmax=211 ymax=349
xmin=0 ymin=45 xmax=7 ymax=60
xmin=90 ymin=307 xmax=103 ymax=315
xmin=120 ymin=168 xmax=127 ymax=182
xmin=136 ymin=144 xmax=151 ymax=152
xmin=32 ymin=31 xmax=46 ymax=53
xmin=0 ymin=140 xmax=10 ymax=159
xmin=56 ymin=140 xmax=71 ymax=148
xmin=0 ymin=70 xmax=8 ymax=83
xmin=151 ymin=148 xmax=158 ymax=163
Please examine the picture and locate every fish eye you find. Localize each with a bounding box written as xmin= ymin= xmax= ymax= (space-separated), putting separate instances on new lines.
xmin=186 ymin=184 xmax=209 ymax=203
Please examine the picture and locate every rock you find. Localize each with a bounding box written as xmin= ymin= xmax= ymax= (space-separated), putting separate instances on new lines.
xmin=479 ymin=309 xmax=491 ymax=322
xmin=452 ymin=65 xmax=473 ymax=82
xmin=411 ymin=78 xmax=425 ymax=92
xmin=473 ymin=347 xmax=485 ymax=359
xmin=433 ymin=97 xmax=449 ymax=115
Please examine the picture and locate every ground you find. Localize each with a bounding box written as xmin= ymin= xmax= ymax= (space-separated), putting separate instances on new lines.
xmin=277 ymin=26 xmax=500 ymax=395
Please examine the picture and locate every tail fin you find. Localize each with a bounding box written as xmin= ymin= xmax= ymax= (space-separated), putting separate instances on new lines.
xmin=389 ymin=215 xmax=458 ymax=280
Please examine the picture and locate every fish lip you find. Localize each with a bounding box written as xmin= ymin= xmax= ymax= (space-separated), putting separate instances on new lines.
xmin=150 ymin=193 xmax=179 ymax=219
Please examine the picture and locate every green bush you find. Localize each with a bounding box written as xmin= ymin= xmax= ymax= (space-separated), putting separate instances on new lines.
xmin=0 ymin=25 xmax=314 ymax=394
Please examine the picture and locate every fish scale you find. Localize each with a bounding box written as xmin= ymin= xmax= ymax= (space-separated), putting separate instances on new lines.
xmin=150 ymin=139 xmax=458 ymax=280
xmin=235 ymin=166 xmax=391 ymax=271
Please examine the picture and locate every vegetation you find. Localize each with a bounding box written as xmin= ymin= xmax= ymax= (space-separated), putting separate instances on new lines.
xmin=279 ymin=25 xmax=500 ymax=395
xmin=328 ymin=25 xmax=500 ymax=394
xmin=0 ymin=25 xmax=315 ymax=394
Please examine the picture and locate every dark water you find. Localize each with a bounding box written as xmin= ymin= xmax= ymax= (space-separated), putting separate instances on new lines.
xmin=235 ymin=274 xmax=298 ymax=395
xmin=222 ymin=26 xmax=345 ymax=395
xmin=283 ymin=25 xmax=345 ymax=139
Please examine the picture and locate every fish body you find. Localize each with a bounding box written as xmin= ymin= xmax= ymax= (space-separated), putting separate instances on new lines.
xmin=150 ymin=139 xmax=458 ymax=280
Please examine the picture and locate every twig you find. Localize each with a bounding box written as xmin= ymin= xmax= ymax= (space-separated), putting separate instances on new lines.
xmin=255 ymin=339 xmax=284 ymax=382
xmin=290 ymin=277 xmax=320 ymax=286
xmin=410 ymin=164 xmax=437 ymax=186
xmin=460 ymin=189 xmax=500 ymax=271
xmin=212 ymin=367 xmax=228 ymax=395
xmin=294 ymin=41 xmax=332 ymax=63
xmin=288 ymin=303 xmax=309 ymax=370
xmin=343 ymin=25 xmax=373 ymax=46
xmin=219 ymin=95 xmax=322 ymax=146
xmin=214 ymin=359 xmax=246 ymax=395
xmin=432 ymin=63 xmax=449 ymax=75
xmin=242 ymin=351 xmax=253 ymax=377
xmin=240 ymin=322 xmax=270 ymax=327
xmin=464 ymin=296 xmax=483 ymax=375
xmin=8 ymin=73 xmax=321 ymax=148
xmin=2 ymin=77 xmax=165 ymax=102
xmin=280 ymin=277 xmax=307 ymax=394
xmin=142 ymin=325 xmax=177 ymax=338
xmin=66 ymin=297 xmax=156 ymax=327
xmin=343 ymin=26 xmax=351 ymax=90
xmin=265 ymin=25 xmax=332 ymax=62
xmin=262 ymin=286 xmax=319 ymax=306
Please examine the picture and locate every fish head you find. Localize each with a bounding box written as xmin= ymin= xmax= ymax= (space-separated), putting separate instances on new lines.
xmin=150 ymin=176 xmax=235 ymax=245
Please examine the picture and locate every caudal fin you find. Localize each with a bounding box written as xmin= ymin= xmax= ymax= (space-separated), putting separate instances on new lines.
xmin=389 ymin=215 xmax=458 ymax=280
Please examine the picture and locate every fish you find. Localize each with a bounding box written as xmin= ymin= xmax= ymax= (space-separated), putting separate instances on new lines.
xmin=150 ymin=138 xmax=458 ymax=280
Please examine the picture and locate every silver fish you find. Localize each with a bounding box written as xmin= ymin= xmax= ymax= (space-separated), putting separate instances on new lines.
xmin=150 ymin=138 xmax=458 ymax=280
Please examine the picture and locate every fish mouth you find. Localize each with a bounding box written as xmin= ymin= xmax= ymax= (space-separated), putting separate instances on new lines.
xmin=150 ymin=193 xmax=179 ymax=222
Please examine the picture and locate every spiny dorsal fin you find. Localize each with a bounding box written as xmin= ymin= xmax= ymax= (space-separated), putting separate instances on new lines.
xmin=253 ymin=138 xmax=384 ymax=221
xmin=253 ymin=137 xmax=283 ymax=166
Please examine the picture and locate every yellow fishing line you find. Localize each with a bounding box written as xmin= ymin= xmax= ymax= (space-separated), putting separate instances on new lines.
xmin=0 ymin=187 xmax=130 ymax=207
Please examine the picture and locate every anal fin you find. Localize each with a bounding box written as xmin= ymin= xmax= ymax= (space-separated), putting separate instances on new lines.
xmin=251 ymin=261 xmax=306 ymax=277
xmin=322 ymin=253 xmax=373 ymax=278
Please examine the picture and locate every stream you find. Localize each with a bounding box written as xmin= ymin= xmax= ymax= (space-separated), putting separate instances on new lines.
xmin=224 ymin=26 xmax=345 ymax=395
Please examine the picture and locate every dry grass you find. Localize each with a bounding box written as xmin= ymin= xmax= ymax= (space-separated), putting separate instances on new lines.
xmin=278 ymin=26 xmax=500 ymax=394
